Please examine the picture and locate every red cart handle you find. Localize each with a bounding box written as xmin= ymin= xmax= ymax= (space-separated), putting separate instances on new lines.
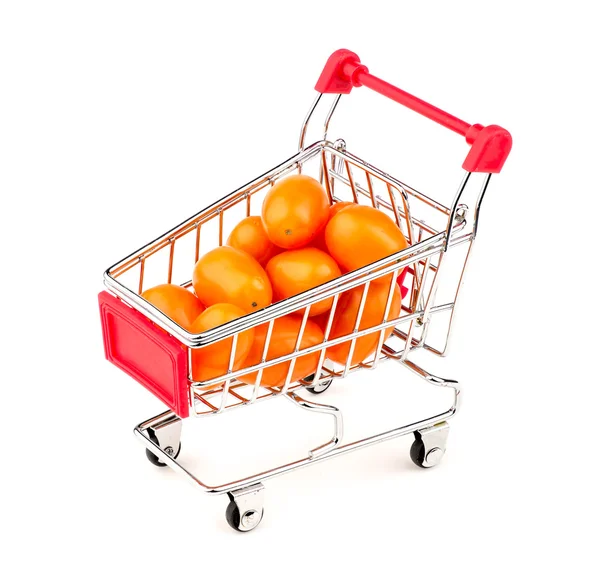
xmin=316 ymin=49 xmax=512 ymax=174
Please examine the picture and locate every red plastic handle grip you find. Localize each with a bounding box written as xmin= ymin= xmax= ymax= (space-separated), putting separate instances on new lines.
xmin=315 ymin=49 xmax=512 ymax=174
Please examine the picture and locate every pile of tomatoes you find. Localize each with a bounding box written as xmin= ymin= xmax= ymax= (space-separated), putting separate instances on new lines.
xmin=142 ymin=174 xmax=408 ymax=389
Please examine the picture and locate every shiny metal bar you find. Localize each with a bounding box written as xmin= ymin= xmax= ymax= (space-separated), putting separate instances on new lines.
xmin=251 ymin=318 xmax=275 ymax=404
xmin=321 ymin=150 xmax=333 ymax=203
xmin=282 ymin=305 xmax=311 ymax=392
xmin=409 ymin=227 xmax=425 ymax=312
xmin=167 ymin=239 xmax=175 ymax=284
xmin=401 ymin=319 xmax=418 ymax=362
xmin=218 ymin=209 xmax=224 ymax=246
xmin=313 ymin=293 xmax=340 ymax=384
xmin=344 ymin=160 xmax=359 ymax=203
xmin=135 ymin=363 xmax=460 ymax=495
xmin=217 ymin=333 xmax=239 ymax=414
xmin=365 ymin=171 xmax=377 ymax=207
xmin=420 ymin=252 xmax=444 ymax=328
xmin=322 ymin=94 xmax=342 ymax=142
xmin=194 ymin=222 xmax=201 ymax=263
xmin=195 ymin=393 xmax=219 ymax=412
xmin=187 ymin=346 xmax=195 ymax=408
xmin=138 ymin=256 xmax=145 ymax=295
xmin=371 ymin=268 xmax=400 ymax=369
xmin=415 ymin=256 xmax=432 ymax=316
xmin=284 ymin=391 xmax=343 ymax=458
xmin=444 ymin=172 xmax=471 ymax=252
xmin=401 ymin=255 xmax=431 ymax=359
xmin=321 ymin=99 xmax=340 ymax=185
xmin=437 ymin=239 xmax=475 ymax=357
xmin=298 ymin=94 xmax=323 ymax=152
xmin=329 ymin=151 xmax=337 ymax=196
xmin=387 ymin=183 xmax=402 ymax=228
xmin=342 ymin=282 xmax=370 ymax=377
xmin=397 ymin=185 xmax=415 ymax=246
xmin=473 ymin=173 xmax=492 ymax=238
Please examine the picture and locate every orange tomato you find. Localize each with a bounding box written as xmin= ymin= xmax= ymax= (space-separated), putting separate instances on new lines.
xmin=141 ymin=284 xmax=205 ymax=330
xmin=192 ymin=246 xmax=272 ymax=313
xmin=326 ymin=282 xmax=402 ymax=366
xmin=325 ymin=205 xmax=408 ymax=281
xmin=266 ymin=248 xmax=341 ymax=317
xmin=261 ymin=175 xmax=330 ymax=249
xmin=237 ymin=316 xmax=324 ymax=388
xmin=189 ymin=303 xmax=254 ymax=383
xmin=312 ymin=201 xmax=356 ymax=251
xmin=226 ymin=216 xmax=282 ymax=266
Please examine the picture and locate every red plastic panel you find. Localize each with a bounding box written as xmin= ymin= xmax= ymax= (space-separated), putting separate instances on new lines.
xmin=98 ymin=291 xmax=190 ymax=418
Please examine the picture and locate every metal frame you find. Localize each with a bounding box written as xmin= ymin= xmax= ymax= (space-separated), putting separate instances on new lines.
xmin=103 ymin=91 xmax=493 ymax=530
xmin=136 ymin=358 xmax=460 ymax=495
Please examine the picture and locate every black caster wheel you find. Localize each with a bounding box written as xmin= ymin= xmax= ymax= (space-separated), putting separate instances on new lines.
xmin=145 ymin=432 xmax=181 ymax=467
xmin=410 ymin=430 xmax=446 ymax=468
xmin=304 ymin=373 xmax=333 ymax=395
xmin=409 ymin=436 xmax=426 ymax=468
xmin=225 ymin=499 xmax=264 ymax=532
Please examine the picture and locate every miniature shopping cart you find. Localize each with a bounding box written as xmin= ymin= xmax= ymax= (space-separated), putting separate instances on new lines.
xmin=99 ymin=49 xmax=511 ymax=531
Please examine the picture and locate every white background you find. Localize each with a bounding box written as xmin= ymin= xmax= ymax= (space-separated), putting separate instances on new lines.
xmin=2 ymin=1 xmax=599 ymax=583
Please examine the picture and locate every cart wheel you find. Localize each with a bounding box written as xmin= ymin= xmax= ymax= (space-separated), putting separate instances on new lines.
xmin=304 ymin=373 xmax=332 ymax=394
xmin=409 ymin=437 xmax=427 ymax=468
xmin=410 ymin=424 xmax=448 ymax=468
xmin=225 ymin=500 xmax=264 ymax=532
xmin=145 ymin=433 xmax=181 ymax=468
xmin=225 ymin=483 xmax=265 ymax=532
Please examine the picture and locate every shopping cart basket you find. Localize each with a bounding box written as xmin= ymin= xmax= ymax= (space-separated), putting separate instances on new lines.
xmin=99 ymin=49 xmax=511 ymax=531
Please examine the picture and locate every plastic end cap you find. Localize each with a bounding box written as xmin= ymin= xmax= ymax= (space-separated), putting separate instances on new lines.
xmin=315 ymin=49 xmax=366 ymax=94
xmin=463 ymin=124 xmax=512 ymax=174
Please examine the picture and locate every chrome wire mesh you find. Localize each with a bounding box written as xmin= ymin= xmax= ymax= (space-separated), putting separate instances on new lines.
xmin=104 ymin=140 xmax=473 ymax=416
